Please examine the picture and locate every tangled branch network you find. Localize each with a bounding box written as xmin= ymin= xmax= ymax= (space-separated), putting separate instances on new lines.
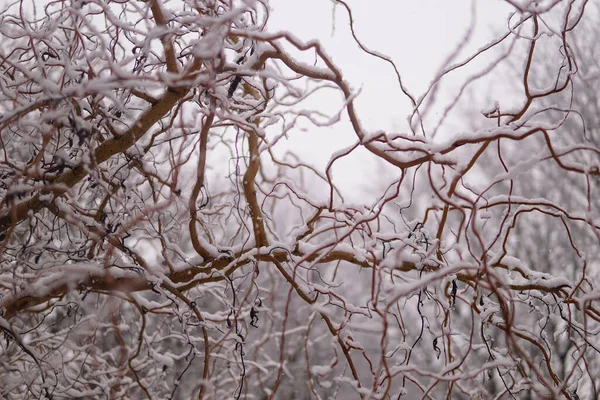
xmin=0 ymin=0 xmax=598 ymax=399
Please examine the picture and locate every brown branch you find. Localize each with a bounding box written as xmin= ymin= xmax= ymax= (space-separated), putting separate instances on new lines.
xmin=243 ymin=129 xmax=268 ymax=247
xmin=188 ymin=98 xmax=216 ymax=260
xmin=150 ymin=0 xmax=179 ymax=74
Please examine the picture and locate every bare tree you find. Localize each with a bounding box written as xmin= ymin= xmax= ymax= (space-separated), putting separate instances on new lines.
xmin=464 ymin=3 xmax=600 ymax=399
xmin=0 ymin=0 xmax=598 ymax=399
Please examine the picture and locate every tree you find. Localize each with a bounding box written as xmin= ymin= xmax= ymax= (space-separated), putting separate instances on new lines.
xmin=0 ymin=0 xmax=598 ymax=399
xmin=464 ymin=3 xmax=600 ymax=399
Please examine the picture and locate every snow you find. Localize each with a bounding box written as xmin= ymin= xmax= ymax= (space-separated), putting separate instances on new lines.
xmin=311 ymin=364 xmax=332 ymax=375
xmin=148 ymin=347 xmax=175 ymax=368
xmin=490 ymin=156 xmax=541 ymax=182
xmin=192 ymin=26 xmax=228 ymax=59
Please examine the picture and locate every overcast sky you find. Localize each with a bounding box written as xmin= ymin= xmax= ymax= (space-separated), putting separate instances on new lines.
xmin=270 ymin=0 xmax=515 ymax=126
xmin=265 ymin=0 xmax=519 ymax=201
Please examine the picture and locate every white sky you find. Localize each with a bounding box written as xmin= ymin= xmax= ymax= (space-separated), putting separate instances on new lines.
xmin=270 ymin=0 xmax=516 ymax=126
xmin=266 ymin=0 xmax=518 ymax=201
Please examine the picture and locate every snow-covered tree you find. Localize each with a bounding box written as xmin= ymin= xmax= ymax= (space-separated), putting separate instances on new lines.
xmin=0 ymin=1 xmax=597 ymax=399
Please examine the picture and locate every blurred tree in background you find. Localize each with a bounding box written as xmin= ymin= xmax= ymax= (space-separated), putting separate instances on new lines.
xmin=467 ymin=4 xmax=600 ymax=399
